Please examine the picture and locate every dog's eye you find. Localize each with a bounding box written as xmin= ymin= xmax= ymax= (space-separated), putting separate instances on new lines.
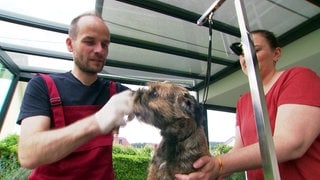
xmin=149 ymin=91 xmax=158 ymax=98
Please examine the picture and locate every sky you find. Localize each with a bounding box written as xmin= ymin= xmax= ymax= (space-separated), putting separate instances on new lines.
xmin=119 ymin=108 xmax=236 ymax=144
xmin=0 ymin=0 xmax=236 ymax=144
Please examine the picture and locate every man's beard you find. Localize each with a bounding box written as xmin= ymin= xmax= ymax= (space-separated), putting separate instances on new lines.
xmin=75 ymin=59 xmax=104 ymax=74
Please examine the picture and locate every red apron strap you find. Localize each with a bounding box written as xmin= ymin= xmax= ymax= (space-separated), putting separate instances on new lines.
xmin=109 ymin=81 xmax=117 ymax=97
xmin=39 ymin=73 xmax=66 ymax=128
xmin=109 ymin=81 xmax=118 ymax=135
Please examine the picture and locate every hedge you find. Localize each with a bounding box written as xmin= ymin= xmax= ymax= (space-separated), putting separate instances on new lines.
xmin=0 ymin=135 xmax=151 ymax=179
xmin=113 ymin=154 xmax=150 ymax=180
xmin=0 ymin=135 xmax=245 ymax=180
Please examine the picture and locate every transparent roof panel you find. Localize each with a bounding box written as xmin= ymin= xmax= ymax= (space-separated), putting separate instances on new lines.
xmin=103 ymin=66 xmax=197 ymax=87
xmin=108 ymin=43 xmax=228 ymax=76
xmin=102 ymin=0 xmax=240 ymax=61
xmin=0 ymin=21 xmax=68 ymax=53
xmin=0 ymin=0 xmax=95 ymax=24
xmin=0 ymin=0 xmax=319 ymax=94
xmin=6 ymin=52 xmax=72 ymax=73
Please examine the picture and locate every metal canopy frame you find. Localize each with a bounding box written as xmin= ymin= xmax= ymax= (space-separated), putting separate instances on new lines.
xmin=235 ymin=0 xmax=280 ymax=179
xmin=0 ymin=0 xmax=319 ymax=111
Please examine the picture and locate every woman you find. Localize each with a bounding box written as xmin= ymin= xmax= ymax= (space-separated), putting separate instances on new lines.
xmin=175 ymin=30 xmax=320 ymax=180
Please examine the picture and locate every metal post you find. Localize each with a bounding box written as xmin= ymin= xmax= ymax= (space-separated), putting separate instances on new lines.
xmin=234 ymin=0 xmax=280 ymax=179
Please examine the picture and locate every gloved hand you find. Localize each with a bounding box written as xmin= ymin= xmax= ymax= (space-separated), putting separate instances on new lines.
xmin=94 ymin=90 xmax=134 ymax=134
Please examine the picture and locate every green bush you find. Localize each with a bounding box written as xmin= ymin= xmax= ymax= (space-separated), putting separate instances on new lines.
xmin=113 ymin=144 xmax=153 ymax=156
xmin=113 ymin=144 xmax=151 ymax=179
xmin=0 ymin=134 xmax=20 ymax=173
xmin=0 ymin=134 xmax=31 ymax=179
xmin=0 ymin=135 xmax=151 ymax=179
xmin=213 ymin=144 xmax=246 ymax=180
xmin=212 ymin=143 xmax=232 ymax=156
xmin=113 ymin=154 xmax=150 ymax=180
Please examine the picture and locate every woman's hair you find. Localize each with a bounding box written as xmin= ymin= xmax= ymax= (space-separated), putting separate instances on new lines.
xmin=251 ymin=29 xmax=280 ymax=49
xmin=230 ymin=29 xmax=280 ymax=55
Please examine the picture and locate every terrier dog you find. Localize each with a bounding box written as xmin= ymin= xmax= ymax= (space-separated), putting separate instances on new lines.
xmin=132 ymin=82 xmax=210 ymax=180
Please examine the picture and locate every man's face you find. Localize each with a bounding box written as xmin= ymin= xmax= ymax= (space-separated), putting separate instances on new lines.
xmin=68 ymin=16 xmax=110 ymax=74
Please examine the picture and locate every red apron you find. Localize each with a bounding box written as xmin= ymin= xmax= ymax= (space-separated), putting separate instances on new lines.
xmin=29 ymin=74 xmax=116 ymax=180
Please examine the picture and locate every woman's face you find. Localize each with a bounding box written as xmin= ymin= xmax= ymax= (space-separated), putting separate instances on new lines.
xmin=239 ymin=33 xmax=281 ymax=77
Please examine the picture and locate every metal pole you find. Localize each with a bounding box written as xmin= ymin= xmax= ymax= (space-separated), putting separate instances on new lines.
xmin=95 ymin=0 xmax=104 ymax=16
xmin=234 ymin=0 xmax=280 ymax=179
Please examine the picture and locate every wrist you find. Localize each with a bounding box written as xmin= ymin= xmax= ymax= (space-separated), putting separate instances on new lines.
xmin=94 ymin=112 xmax=115 ymax=134
xmin=216 ymin=156 xmax=223 ymax=176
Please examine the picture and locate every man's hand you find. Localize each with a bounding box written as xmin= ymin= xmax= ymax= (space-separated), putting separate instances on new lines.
xmin=95 ymin=90 xmax=133 ymax=134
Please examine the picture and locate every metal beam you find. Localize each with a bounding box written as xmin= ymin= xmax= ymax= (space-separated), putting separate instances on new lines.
xmin=278 ymin=13 xmax=320 ymax=47
xmin=0 ymin=43 xmax=204 ymax=80
xmin=111 ymin=34 xmax=235 ymax=66
xmin=193 ymin=62 xmax=241 ymax=91
xmin=115 ymin=0 xmax=241 ymax=37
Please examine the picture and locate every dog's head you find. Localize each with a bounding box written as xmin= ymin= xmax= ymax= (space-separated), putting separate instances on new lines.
xmin=132 ymin=82 xmax=203 ymax=140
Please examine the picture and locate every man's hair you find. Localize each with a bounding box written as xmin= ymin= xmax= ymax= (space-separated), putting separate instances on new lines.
xmin=251 ymin=29 xmax=280 ymax=49
xmin=68 ymin=12 xmax=104 ymax=39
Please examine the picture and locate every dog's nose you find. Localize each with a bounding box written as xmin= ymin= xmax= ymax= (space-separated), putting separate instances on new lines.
xmin=132 ymin=89 xmax=143 ymax=103
xmin=134 ymin=89 xmax=144 ymax=96
xmin=130 ymin=90 xmax=136 ymax=94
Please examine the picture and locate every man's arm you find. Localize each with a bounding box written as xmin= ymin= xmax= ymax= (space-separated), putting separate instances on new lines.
xmin=18 ymin=90 xmax=133 ymax=169
xmin=18 ymin=114 xmax=100 ymax=169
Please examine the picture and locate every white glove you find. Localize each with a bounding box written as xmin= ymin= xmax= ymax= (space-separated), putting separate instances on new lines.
xmin=94 ymin=90 xmax=133 ymax=134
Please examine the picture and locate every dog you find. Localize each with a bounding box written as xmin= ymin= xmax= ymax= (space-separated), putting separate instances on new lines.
xmin=132 ymin=82 xmax=210 ymax=180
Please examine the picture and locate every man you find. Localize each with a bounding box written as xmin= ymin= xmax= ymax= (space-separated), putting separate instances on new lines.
xmin=17 ymin=12 xmax=133 ymax=179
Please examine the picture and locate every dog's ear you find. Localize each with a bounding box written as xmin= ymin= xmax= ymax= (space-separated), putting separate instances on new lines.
xmin=178 ymin=93 xmax=203 ymax=126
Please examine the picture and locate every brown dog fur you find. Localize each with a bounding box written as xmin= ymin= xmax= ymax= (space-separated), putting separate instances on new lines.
xmin=132 ymin=82 xmax=210 ymax=180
